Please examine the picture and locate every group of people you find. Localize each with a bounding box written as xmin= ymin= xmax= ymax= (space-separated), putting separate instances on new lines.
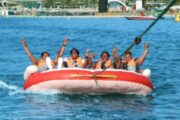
xmin=22 ymin=37 xmax=149 ymax=78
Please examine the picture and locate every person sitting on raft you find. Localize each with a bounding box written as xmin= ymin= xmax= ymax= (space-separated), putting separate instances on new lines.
xmin=86 ymin=52 xmax=96 ymax=69
xmin=112 ymin=43 xmax=149 ymax=72
xmin=65 ymin=48 xmax=89 ymax=68
xmin=22 ymin=38 xmax=68 ymax=71
xmin=21 ymin=38 xmax=68 ymax=76
xmin=124 ymin=43 xmax=149 ymax=72
xmin=94 ymin=51 xmax=113 ymax=69
xmin=112 ymin=48 xmax=123 ymax=69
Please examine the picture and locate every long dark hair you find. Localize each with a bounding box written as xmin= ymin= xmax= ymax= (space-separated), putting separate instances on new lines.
xmin=70 ymin=48 xmax=79 ymax=55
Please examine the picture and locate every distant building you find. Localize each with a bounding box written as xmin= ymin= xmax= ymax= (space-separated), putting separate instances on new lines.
xmin=136 ymin=0 xmax=143 ymax=10
xmin=108 ymin=0 xmax=128 ymax=11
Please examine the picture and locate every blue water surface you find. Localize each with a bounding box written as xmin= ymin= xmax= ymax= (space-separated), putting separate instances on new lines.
xmin=0 ymin=17 xmax=179 ymax=120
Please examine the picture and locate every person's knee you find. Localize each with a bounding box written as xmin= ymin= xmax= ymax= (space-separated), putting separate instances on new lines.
xmin=24 ymin=65 xmax=38 ymax=80
xmin=57 ymin=57 xmax=64 ymax=69
xmin=142 ymin=69 xmax=151 ymax=77
xmin=46 ymin=57 xmax=53 ymax=69
xmin=26 ymin=65 xmax=38 ymax=73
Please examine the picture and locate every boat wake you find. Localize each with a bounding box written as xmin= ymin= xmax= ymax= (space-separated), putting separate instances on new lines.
xmin=0 ymin=80 xmax=64 ymax=95
xmin=0 ymin=80 xmax=24 ymax=95
xmin=0 ymin=80 xmax=19 ymax=90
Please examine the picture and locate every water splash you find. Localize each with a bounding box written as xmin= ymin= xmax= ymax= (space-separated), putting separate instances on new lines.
xmin=0 ymin=80 xmax=24 ymax=95
xmin=0 ymin=80 xmax=64 ymax=95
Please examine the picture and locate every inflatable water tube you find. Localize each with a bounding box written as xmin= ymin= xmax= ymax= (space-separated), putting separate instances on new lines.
xmin=23 ymin=68 xmax=153 ymax=95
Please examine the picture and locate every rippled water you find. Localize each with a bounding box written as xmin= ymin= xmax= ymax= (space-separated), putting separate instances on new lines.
xmin=0 ymin=17 xmax=179 ymax=119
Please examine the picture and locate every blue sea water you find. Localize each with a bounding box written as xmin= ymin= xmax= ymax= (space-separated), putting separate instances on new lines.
xmin=0 ymin=17 xmax=179 ymax=120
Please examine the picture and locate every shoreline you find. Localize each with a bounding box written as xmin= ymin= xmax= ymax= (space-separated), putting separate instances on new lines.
xmin=1 ymin=15 xmax=125 ymax=18
xmin=0 ymin=14 xmax=175 ymax=19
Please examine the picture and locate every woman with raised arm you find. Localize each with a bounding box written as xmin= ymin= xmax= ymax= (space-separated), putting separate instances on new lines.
xmin=124 ymin=43 xmax=149 ymax=72
xmin=112 ymin=48 xmax=123 ymax=69
xmin=22 ymin=38 xmax=68 ymax=79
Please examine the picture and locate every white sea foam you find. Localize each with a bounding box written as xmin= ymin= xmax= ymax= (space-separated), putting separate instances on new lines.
xmin=0 ymin=80 xmax=65 ymax=95
xmin=0 ymin=81 xmax=18 ymax=90
xmin=0 ymin=80 xmax=24 ymax=95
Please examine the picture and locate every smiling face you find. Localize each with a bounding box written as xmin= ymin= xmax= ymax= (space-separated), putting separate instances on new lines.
xmin=70 ymin=48 xmax=79 ymax=60
xmin=101 ymin=51 xmax=110 ymax=62
xmin=71 ymin=50 xmax=79 ymax=59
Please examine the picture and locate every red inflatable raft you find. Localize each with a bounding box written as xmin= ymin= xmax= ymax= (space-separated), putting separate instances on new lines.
xmin=24 ymin=68 xmax=153 ymax=95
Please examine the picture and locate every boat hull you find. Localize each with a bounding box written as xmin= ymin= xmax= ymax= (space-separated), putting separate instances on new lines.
xmin=126 ymin=16 xmax=156 ymax=20
xmin=24 ymin=69 xmax=153 ymax=95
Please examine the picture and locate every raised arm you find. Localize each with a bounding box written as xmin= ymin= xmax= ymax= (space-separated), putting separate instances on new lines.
xmin=135 ymin=43 xmax=149 ymax=65
xmin=21 ymin=39 xmax=38 ymax=65
xmin=83 ymin=49 xmax=90 ymax=68
xmin=58 ymin=38 xmax=68 ymax=57
xmin=112 ymin=48 xmax=120 ymax=59
xmin=112 ymin=48 xmax=122 ymax=69
xmin=53 ymin=38 xmax=69 ymax=65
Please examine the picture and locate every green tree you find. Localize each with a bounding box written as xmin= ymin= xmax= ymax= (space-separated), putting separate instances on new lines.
xmin=43 ymin=0 xmax=56 ymax=8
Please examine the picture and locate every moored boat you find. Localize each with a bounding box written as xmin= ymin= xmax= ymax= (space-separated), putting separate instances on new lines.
xmin=126 ymin=16 xmax=156 ymax=20
xmin=24 ymin=68 xmax=153 ymax=95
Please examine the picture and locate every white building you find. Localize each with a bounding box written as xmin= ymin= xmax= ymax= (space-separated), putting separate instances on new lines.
xmin=136 ymin=0 xmax=143 ymax=10
xmin=108 ymin=0 xmax=144 ymax=12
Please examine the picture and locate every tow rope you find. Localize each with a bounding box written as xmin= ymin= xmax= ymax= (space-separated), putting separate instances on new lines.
xmin=92 ymin=0 xmax=177 ymax=86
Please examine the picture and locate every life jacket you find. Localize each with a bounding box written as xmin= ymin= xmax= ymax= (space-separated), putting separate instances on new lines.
xmin=96 ymin=59 xmax=112 ymax=69
xmin=38 ymin=64 xmax=48 ymax=72
xmin=67 ymin=57 xmax=83 ymax=68
xmin=127 ymin=59 xmax=137 ymax=72
xmin=37 ymin=57 xmax=53 ymax=72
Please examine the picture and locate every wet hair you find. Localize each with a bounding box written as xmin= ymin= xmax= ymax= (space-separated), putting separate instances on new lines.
xmin=101 ymin=51 xmax=110 ymax=58
xmin=41 ymin=52 xmax=50 ymax=58
xmin=125 ymin=51 xmax=132 ymax=57
xmin=70 ymin=48 xmax=79 ymax=55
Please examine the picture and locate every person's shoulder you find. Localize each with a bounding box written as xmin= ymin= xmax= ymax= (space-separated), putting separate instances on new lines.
xmin=68 ymin=57 xmax=72 ymax=60
xmin=97 ymin=59 xmax=102 ymax=62
xmin=108 ymin=59 xmax=113 ymax=63
xmin=78 ymin=57 xmax=82 ymax=60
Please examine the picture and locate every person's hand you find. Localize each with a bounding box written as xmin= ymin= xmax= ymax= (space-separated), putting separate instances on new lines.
xmin=63 ymin=38 xmax=69 ymax=46
xmin=144 ymin=43 xmax=149 ymax=49
xmin=113 ymin=54 xmax=120 ymax=59
xmin=85 ymin=49 xmax=90 ymax=58
xmin=112 ymin=48 xmax=118 ymax=54
xmin=21 ymin=39 xmax=27 ymax=47
xmin=89 ymin=53 xmax=96 ymax=59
